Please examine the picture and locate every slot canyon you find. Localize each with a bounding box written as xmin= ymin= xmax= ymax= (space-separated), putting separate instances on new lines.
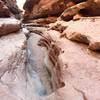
xmin=0 ymin=0 xmax=100 ymax=100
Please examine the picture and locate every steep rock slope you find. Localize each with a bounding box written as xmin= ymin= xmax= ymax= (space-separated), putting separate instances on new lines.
xmin=26 ymin=17 xmax=100 ymax=100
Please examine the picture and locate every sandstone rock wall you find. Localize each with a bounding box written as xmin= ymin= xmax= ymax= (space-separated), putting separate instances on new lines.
xmin=0 ymin=1 xmax=100 ymax=100
xmin=23 ymin=0 xmax=70 ymax=20
xmin=0 ymin=0 xmax=11 ymax=17
xmin=0 ymin=0 xmax=22 ymax=19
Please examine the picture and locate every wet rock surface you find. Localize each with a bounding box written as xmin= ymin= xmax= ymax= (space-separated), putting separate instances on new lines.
xmin=26 ymin=19 xmax=100 ymax=99
xmin=26 ymin=33 xmax=53 ymax=100
xmin=0 ymin=0 xmax=100 ymax=100
xmin=25 ymin=30 xmax=64 ymax=100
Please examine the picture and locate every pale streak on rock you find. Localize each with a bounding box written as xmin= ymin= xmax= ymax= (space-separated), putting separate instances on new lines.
xmin=0 ymin=31 xmax=26 ymax=100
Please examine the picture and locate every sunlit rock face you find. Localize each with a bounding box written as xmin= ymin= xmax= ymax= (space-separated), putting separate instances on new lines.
xmin=0 ymin=0 xmax=100 ymax=100
xmin=16 ymin=0 xmax=26 ymax=10
xmin=63 ymin=18 xmax=100 ymax=51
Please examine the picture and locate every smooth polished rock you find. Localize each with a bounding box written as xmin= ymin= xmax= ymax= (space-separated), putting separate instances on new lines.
xmin=0 ymin=31 xmax=26 ymax=100
xmin=42 ymin=29 xmax=100 ymax=100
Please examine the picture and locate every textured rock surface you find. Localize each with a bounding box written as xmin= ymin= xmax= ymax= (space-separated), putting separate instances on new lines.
xmin=63 ymin=17 xmax=100 ymax=51
xmin=26 ymin=31 xmax=66 ymax=99
xmin=59 ymin=0 xmax=100 ymax=21
xmin=0 ymin=18 xmax=20 ymax=36
xmin=45 ymin=36 xmax=100 ymax=100
xmin=3 ymin=0 xmax=22 ymax=19
xmin=23 ymin=16 xmax=57 ymax=25
xmin=0 ymin=32 xmax=26 ymax=100
xmin=26 ymin=33 xmax=53 ymax=100
xmin=0 ymin=0 xmax=10 ymax=17
xmin=26 ymin=24 xmax=100 ymax=100
xmin=0 ymin=0 xmax=22 ymax=19
xmin=23 ymin=0 xmax=67 ymax=20
xmin=0 ymin=1 xmax=100 ymax=99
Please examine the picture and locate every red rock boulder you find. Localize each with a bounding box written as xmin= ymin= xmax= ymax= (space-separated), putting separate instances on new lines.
xmin=0 ymin=18 xmax=21 ymax=36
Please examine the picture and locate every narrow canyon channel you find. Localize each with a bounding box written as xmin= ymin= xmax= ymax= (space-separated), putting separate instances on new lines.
xmin=0 ymin=0 xmax=100 ymax=100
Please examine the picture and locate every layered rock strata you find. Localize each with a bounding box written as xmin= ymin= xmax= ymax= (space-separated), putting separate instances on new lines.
xmin=0 ymin=0 xmax=22 ymax=19
xmin=63 ymin=17 xmax=100 ymax=51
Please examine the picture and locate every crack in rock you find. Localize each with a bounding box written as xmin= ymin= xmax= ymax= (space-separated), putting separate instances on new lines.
xmin=73 ymin=87 xmax=88 ymax=100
